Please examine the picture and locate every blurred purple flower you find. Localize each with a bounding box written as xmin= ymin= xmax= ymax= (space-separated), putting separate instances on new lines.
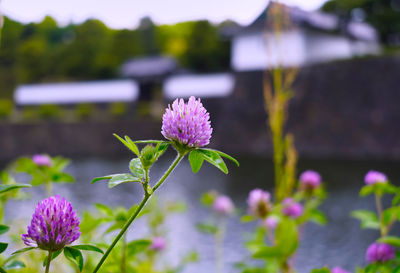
xmin=213 ymin=195 xmax=234 ymax=216
xmin=32 ymin=154 xmax=52 ymax=167
xmin=22 ymin=196 xmax=80 ymax=251
xmin=331 ymin=267 xmax=351 ymax=273
xmin=151 ymin=236 xmax=166 ymax=251
xmin=247 ymin=189 xmax=271 ymax=219
xmin=264 ymin=215 xmax=279 ymax=229
xmin=299 ymin=170 xmax=321 ymax=189
xmin=365 ymin=170 xmax=388 ymax=185
xmin=366 ymin=242 xmax=395 ymax=263
xmin=161 ymin=96 xmax=212 ymax=148
xmin=282 ymin=198 xmax=303 ymax=219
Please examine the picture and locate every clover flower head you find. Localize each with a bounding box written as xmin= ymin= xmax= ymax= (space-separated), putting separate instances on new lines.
xmin=151 ymin=237 xmax=166 ymax=251
xmin=22 ymin=196 xmax=80 ymax=251
xmin=282 ymin=198 xmax=303 ymax=219
xmin=32 ymin=154 xmax=52 ymax=167
xmin=247 ymin=189 xmax=271 ymax=219
xmin=213 ymin=195 xmax=235 ymax=216
xmin=299 ymin=170 xmax=321 ymax=189
xmin=332 ymin=267 xmax=351 ymax=273
xmin=365 ymin=170 xmax=388 ymax=185
xmin=264 ymin=215 xmax=279 ymax=229
xmin=366 ymin=242 xmax=395 ymax=263
xmin=161 ymin=96 xmax=212 ymax=148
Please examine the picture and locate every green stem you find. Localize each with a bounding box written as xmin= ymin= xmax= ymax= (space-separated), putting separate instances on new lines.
xmin=45 ymin=250 xmax=53 ymax=273
xmin=152 ymin=154 xmax=184 ymax=192
xmin=375 ymin=194 xmax=384 ymax=236
xmin=215 ymin=218 xmax=226 ymax=273
xmin=92 ymin=153 xmax=184 ymax=273
xmin=121 ymin=233 xmax=127 ymax=273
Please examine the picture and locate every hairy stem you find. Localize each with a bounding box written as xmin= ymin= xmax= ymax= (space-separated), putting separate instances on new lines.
xmin=45 ymin=250 xmax=53 ymax=273
xmin=92 ymin=153 xmax=184 ymax=273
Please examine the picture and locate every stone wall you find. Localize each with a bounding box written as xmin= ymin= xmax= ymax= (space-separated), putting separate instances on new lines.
xmin=1 ymin=56 xmax=400 ymax=161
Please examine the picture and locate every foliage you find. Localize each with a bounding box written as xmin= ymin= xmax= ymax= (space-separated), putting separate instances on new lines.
xmin=321 ymin=0 xmax=400 ymax=44
xmin=0 ymin=99 xmax=13 ymax=120
xmin=0 ymin=16 xmax=232 ymax=98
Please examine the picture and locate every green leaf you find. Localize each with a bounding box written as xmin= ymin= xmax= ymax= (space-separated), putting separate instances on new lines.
xmin=200 ymin=191 xmax=216 ymax=207
xmin=51 ymin=172 xmax=74 ymax=183
xmin=360 ymin=185 xmax=375 ymax=197
xmin=91 ymin=173 xmax=141 ymax=187
xmin=42 ymin=250 xmax=62 ymax=267
xmin=311 ymin=268 xmax=331 ymax=273
xmin=309 ymin=209 xmax=327 ymax=225
xmin=197 ymin=149 xmax=228 ymax=174
xmin=71 ymin=244 xmax=104 ymax=254
xmin=202 ymin=148 xmax=240 ymax=167
xmin=108 ymin=173 xmax=141 ymax=188
xmin=378 ymin=236 xmax=400 ymax=247
xmin=196 ymin=223 xmax=218 ymax=234
xmin=0 ymin=184 xmax=31 ymax=195
xmin=129 ymin=158 xmax=145 ymax=178
xmin=189 ymin=150 xmax=204 ymax=173
xmin=95 ymin=203 xmax=114 ymax=217
xmin=393 ymin=193 xmax=400 ymax=206
xmin=64 ymin=247 xmax=84 ymax=272
xmin=275 ymin=218 xmax=298 ymax=258
xmin=0 ymin=243 xmax=8 ymax=254
xmin=0 ymin=225 xmax=9 ymax=235
xmin=133 ymin=140 xmax=166 ymax=144
xmin=12 ymin=247 xmax=36 ymax=255
xmin=241 ymin=215 xmax=255 ymax=223
xmin=351 ymin=210 xmax=380 ymax=229
xmin=253 ymin=246 xmax=281 ymax=259
xmin=127 ymin=239 xmax=151 ymax=256
xmin=4 ymin=260 xmax=26 ymax=270
xmin=113 ymin=134 xmax=140 ymax=157
xmin=0 ymin=266 xmax=6 ymax=273
xmin=156 ymin=142 xmax=169 ymax=157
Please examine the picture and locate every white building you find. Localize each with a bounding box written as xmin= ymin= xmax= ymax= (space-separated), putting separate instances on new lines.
xmin=14 ymin=80 xmax=139 ymax=105
xmin=231 ymin=2 xmax=381 ymax=71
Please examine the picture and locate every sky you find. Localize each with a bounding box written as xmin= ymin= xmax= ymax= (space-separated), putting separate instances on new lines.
xmin=1 ymin=0 xmax=328 ymax=29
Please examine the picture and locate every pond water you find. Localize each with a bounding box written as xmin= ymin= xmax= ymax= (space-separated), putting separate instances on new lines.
xmin=7 ymin=153 xmax=400 ymax=273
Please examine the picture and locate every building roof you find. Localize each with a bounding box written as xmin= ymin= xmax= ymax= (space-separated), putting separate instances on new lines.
xmin=120 ymin=56 xmax=178 ymax=81
xmin=14 ymin=80 xmax=139 ymax=105
xmin=240 ymin=1 xmax=378 ymax=42
xmin=163 ymin=73 xmax=235 ymax=99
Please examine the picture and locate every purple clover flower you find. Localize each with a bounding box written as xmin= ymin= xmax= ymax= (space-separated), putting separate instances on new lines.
xmin=365 ymin=170 xmax=388 ymax=185
xmin=264 ymin=215 xmax=279 ymax=229
xmin=213 ymin=195 xmax=235 ymax=216
xmin=299 ymin=170 xmax=321 ymax=189
xmin=22 ymin=196 xmax=80 ymax=251
xmin=282 ymin=198 xmax=303 ymax=219
xmin=32 ymin=154 xmax=52 ymax=167
xmin=331 ymin=267 xmax=351 ymax=273
xmin=161 ymin=96 xmax=212 ymax=148
xmin=366 ymin=242 xmax=395 ymax=263
xmin=247 ymin=189 xmax=271 ymax=219
xmin=151 ymin=237 xmax=166 ymax=251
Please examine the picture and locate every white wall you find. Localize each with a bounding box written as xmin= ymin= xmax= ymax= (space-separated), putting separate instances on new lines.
xmin=304 ymin=30 xmax=353 ymax=64
xmin=231 ymin=30 xmax=307 ymax=71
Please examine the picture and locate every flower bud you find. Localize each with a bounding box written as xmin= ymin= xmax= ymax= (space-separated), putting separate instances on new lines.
xmin=366 ymin=242 xmax=395 ymax=263
xmin=151 ymin=236 xmax=166 ymax=251
xmin=213 ymin=195 xmax=234 ymax=216
xmin=364 ymin=170 xmax=387 ymax=185
xmin=247 ymin=189 xmax=272 ymax=219
xmin=299 ymin=170 xmax=321 ymax=190
xmin=282 ymin=198 xmax=303 ymax=219
xmin=32 ymin=154 xmax=52 ymax=167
